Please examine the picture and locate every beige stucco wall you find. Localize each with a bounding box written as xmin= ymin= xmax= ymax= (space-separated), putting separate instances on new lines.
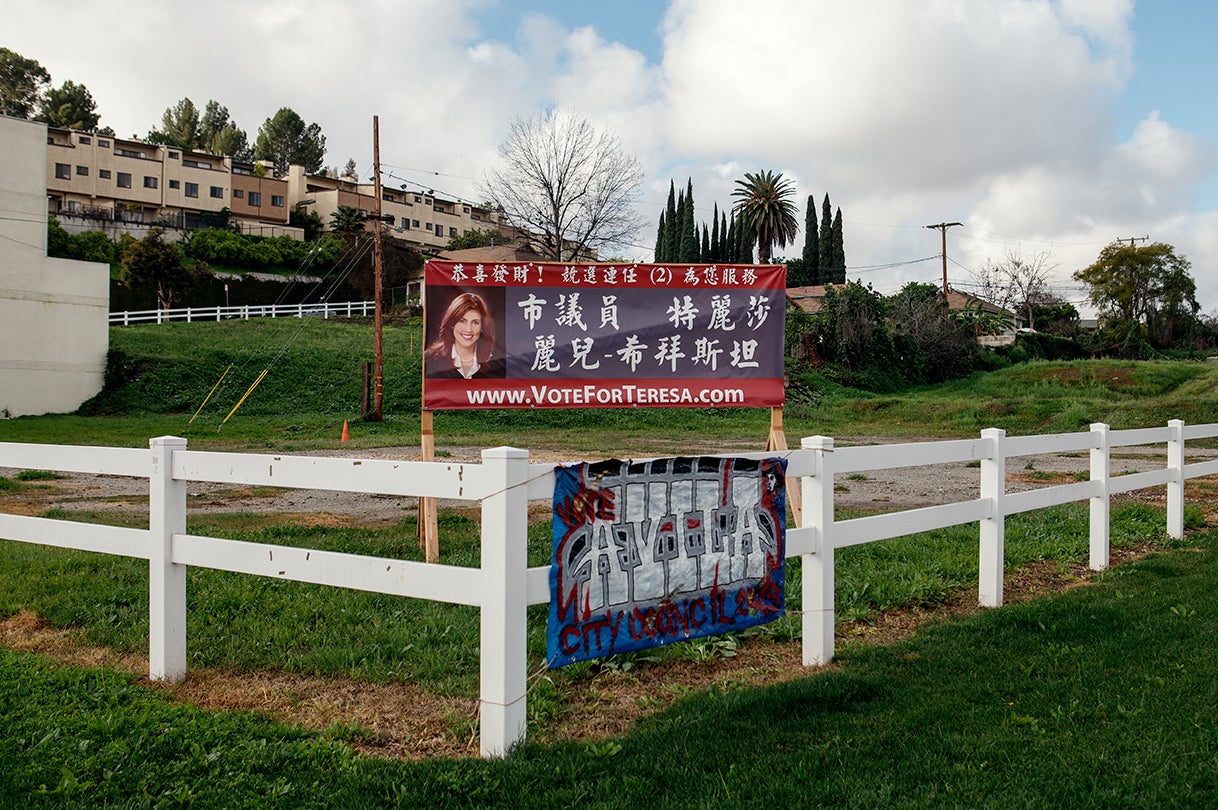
xmin=0 ymin=115 xmax=109 ymax=417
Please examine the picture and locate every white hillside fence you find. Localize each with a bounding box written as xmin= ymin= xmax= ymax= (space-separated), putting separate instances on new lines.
xmin=1 ymin=420 xmax=1217 ymax=757
xmin=109 ymin=300 xmax=379 ymax=325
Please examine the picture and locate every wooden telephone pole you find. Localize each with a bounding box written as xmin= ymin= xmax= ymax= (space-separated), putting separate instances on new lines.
xmin=925 ymin=221 xmax=962 ymax=294
xmin=371 ymin=116 xmax=384 ymax=421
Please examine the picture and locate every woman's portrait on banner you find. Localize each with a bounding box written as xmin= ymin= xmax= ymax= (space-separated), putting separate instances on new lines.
xmin=424 ymin=291 xmax=506 ymax=379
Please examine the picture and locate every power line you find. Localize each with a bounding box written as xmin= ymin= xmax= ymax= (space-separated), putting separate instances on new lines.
xmin=955 ymin=227 xmax=1113 ymax=248
xmin=848 ymin=255 xmax=939 ymax=273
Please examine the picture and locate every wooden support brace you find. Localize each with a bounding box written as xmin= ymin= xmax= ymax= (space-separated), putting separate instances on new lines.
xmin=765 ymin=406 xmax=802 ymax=527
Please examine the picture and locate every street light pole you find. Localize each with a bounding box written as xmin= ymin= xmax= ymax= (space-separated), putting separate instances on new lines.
xmin=925 ymin=221 xmax=963 ymax=295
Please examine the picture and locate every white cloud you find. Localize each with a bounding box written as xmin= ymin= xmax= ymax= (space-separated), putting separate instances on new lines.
xmin=5 ymin=0 xmax=1217 ymax=308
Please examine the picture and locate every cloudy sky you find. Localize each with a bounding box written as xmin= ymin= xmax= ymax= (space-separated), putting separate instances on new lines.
xmin=8 ymin=0 xmax=1218 ymax=314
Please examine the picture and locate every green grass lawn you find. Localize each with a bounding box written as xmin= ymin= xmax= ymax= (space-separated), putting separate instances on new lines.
xmin=3 ymin=530 xmax=1216 ymax=808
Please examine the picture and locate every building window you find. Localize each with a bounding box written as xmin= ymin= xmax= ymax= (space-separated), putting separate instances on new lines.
xmin=425 ymin=223 xmax=433 ymax=231
xmin=271 ymin=195 xmax=284 ymax=207
xmin=412 ymin=219 xmax=419 ymax=227
xmin=76 ymin=165 xmax=89 ymax=176
xmin=233 ymin=189 xmax=244 ymax=199
xmin=168 ymin=179 xmax=179 ymax=189
xmin=414 ymin=195 xmax=421 ymax=203
xmin=98 ymin=139 xmax=110 ymax=148
xmin=116 ymin=148 xmax=144 ymax=159
xmin=185 ymin=182 xmax=199 ymax=198
xmin=402 ymin=220 xmax=410 ymax=230
xmin=168 ymin=151 xmax=180 ymax=159
xmin=210 ymin=186 xmax=223 ymax=199
xmin=183 ymin=159 xmax=211 ymax=169
xmin=79 ymin=136 xmax=91 ymax=145
xmin=248 ymin=192 xmax=261 ymax=206
xmin=55 ymin=163 xmax=71 ymax=179
xmin=463 ymin=206 xmax=470 ymax=213
xmin=144 ymin=176 xmax=158 ymax=189
xmin=117 ymin=172 xmax=132 ymax=188
xmin=99 ymin=169 xmax=111 ymax=179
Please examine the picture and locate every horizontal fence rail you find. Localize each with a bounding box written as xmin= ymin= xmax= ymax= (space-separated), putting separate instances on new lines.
xmin=2 ymin=420 xmax=1217 ymax=757
xmin=109 ymin=300 xmax=380 ymax=326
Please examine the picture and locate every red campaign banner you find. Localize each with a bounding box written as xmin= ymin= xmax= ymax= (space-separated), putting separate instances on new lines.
xmin=422 ymin=260 xmax=785 ymax=411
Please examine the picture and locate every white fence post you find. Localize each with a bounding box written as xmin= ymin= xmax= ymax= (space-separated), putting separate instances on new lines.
xmin=1089 ymin=422 xmax=1111 ymax=570
xmin=149 ymin=436 xmax=187 ymax=682
xmin=801 ymin=436 xmax=835 ymax=665
xmin=478 ymin=446 xmax=530 ymax=757
xmin=1167 ymin=419 xmax=1185 ymax=540
xmin=979 ymin=428 xmax=1005 ymax=607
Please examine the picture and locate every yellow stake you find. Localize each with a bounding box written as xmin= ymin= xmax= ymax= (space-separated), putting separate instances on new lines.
xmin=188 ymin=364 xmax=233 ymax=424
xmin=220 ymin=369 xmax=269 ymax=428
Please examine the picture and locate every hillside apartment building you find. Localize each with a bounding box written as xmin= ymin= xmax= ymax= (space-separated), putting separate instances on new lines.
xmin=43 ymin=126 xmax=505 ymax=251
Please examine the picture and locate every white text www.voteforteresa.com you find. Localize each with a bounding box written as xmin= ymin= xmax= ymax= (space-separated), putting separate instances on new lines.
xmin=465 ymin=384 xmax=747 ymax=407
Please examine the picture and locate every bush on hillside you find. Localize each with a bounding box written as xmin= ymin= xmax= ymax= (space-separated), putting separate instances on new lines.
xmin=46 ymin=216 xmax=120 ymax=266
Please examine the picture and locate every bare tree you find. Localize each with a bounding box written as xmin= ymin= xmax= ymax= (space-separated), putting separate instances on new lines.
xmin=971 ymin=248 xmax=1056 ymax=330
xmin=482 ymin=109 xmax=644 ymax=261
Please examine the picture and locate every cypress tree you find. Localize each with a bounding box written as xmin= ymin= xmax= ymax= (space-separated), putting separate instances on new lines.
xmin=735 ymin=215 xmax=754 ymax=263
xmin=725 ymin=215 xmax=737 ymax=263
xmin=831 ymin=207 xmax=846 ymax=283
xmin=720 ymin=211 xmax=729 ymax=262
xmin=802 ymin=194 xmax=820 ymax=285
xmin=700 ymin=223 xmax=711 ymax=262
xmin=663 ymin=181 xmax=678 ymax=263
xmin=819 ymin=193 xmax=833 ymax=272
xmin=654 ymin=210 xmax=666 ymax=262
xmin=679 ymin=178 xmax=699 ymax=262
xmin=710 ymin=202 xmax=720 ymax=262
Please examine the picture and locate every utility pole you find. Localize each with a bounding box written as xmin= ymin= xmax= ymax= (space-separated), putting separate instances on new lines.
xmin=925 ymin=222 xmax=962 ymax=295
xmin=1117 ymin=235 xmax=1148 ymax=248
xmin=371 ymin=115 xmax=384 ymax=422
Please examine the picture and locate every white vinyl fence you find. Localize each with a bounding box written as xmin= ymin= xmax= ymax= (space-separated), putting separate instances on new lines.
xmin=109 ymin=300 xmax=377 ymax=325
xmin=2 ymin=420 xmax=1216 ymax=757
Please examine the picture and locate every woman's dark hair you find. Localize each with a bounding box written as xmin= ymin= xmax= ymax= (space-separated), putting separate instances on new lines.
xmin=424 ymin=292 xmax=496 ymax=365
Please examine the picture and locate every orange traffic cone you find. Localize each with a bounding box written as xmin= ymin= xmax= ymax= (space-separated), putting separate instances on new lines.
xmin=341 ymin=420 xmax=350 ymax=442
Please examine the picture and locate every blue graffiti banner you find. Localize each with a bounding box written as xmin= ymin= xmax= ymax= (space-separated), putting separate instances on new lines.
xmin=547 ymin=455 xmax=787 ymax=668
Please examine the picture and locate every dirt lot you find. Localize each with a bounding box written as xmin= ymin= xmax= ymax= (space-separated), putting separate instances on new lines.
xmin=2 ymin=436 xmax=1206 ymax=521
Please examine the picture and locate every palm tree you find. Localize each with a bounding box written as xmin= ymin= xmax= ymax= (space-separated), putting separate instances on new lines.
xmin=329 ymin=205 xmax=366 ymax=245
xmin=731 ymin=170 xmax=799 ymax=264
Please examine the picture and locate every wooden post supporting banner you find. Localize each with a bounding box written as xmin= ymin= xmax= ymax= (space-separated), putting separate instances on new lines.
xmin=765 ymin=406 xmax=802 ymax=526
xmin=419 ymin=409 xmax=439 ymax=563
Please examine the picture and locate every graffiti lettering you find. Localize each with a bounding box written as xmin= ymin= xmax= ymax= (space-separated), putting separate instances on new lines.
xmin=547 ymin=455 xmax=788 ymax=667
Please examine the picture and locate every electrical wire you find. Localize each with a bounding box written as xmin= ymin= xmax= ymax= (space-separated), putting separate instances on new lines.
xmin=185 ymin=236 xmax=375 ymax=431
